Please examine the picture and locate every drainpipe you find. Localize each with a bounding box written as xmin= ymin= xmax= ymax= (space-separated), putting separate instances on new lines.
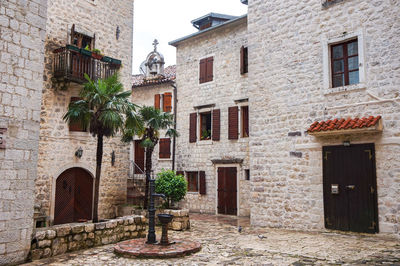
xmin=171 ymin=82 xmax=177 ymax=171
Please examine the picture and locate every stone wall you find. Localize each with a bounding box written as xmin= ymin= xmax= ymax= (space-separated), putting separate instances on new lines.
xmin=174 ymin=18 xmax=251 ymax=216
xmin=35 ymin=0 xmax=134 ymax=222
xmin=30 ymin=215 xmax=146 ymax=260
xmin=247 ymin=0 xmax=400 ymax=234
xmin=0 ymin=0 xmax=47 ymax=264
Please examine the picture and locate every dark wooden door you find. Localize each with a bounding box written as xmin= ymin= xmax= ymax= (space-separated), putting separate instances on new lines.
xmin=217 ymin=167 xmax=237 ymax=215
xmin=54 ymin=168 xmax=93 ymax=225
xmin=323 ymin=143 xmax=378 ymax=233
xmin=134 ymin=140 xmax=145 ymax=174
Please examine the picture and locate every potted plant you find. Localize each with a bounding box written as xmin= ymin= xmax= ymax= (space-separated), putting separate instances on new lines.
xmin=66 ymin=44 xmax=80 ymax=52
xmin=102 ymin=56 xmax=113 ymax=63
xmin=201 ymin=129 xmax=211 ymax=140
xmin=155 ymin=170 xmax=187 ymax=209
xmin=91 ymin=48 xmax=103 ymax=60
xmin=81 ymin=45 xmax=92 ymax=57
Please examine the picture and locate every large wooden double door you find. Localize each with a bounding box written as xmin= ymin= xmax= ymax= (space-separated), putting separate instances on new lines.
xmin=323 ymin=143 xmax=378 ymax=233
xmin=54 ymin=168 xmax=93 ymax=225
xmin=217 ymin=167 xmax=237 ymax=215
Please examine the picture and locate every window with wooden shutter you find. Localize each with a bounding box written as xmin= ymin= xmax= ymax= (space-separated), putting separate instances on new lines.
xmin=163 ymin=92 xmax=172 ymax=112
xmin=331 ymin=39 xmax=359 ymax=88
xmin=187 ymin=171 xmax=198 ymax=192
xmin=228 ymin=106 xmax=239 ymax=140
xmin=159 ymin=138 xmax=171 ymax=159
xmin=200 ymin=112 xmax=212 ymax=140
xmin=68 ymin=97 xmax=86 ymax=132
xmin=241 ymin=106 xmax=249 ymax=137
xmin=199 ymin=56 xmax=214 ymax=84
xmin=154 ymin=94 xmax=161 ymax=110
xmin=240 ymin=46 xmax=248 ymax=74
xmin=212 ymin=109 xmax=220 ymax=141
xmin=189 ymin=113 xmax=197 ymax=143
xmin=199 ymin=171 xmax=206 ymax=195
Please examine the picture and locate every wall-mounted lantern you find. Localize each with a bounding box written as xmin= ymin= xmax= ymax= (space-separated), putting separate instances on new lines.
xmin=75 ymin=147 xmax=83 ymax=158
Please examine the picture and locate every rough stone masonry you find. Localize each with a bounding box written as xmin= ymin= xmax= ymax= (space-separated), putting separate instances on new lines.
xmin=0 ymin=0 xmax=48 ymax=264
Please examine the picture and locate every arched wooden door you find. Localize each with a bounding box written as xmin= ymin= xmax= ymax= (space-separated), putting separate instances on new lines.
xmin=54 ymin=168 xmax=93 ymax=225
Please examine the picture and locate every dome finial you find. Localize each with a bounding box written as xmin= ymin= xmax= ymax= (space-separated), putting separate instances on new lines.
xmin=152 ymin=39 xmax=159 ymax=52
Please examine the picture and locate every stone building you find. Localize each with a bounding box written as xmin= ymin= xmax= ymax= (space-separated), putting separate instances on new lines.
xmin=170 ymin=0 xmax=400 ymax=236
xmin=35 ymin=0 xmax=134 ymax=225
xmin=170 ymin=13 xmax=251 ymax=216
xmin=129 ymin=42 xmax=176 ymax=204
xmin=0 ymin=1 xmax=48 ymax=264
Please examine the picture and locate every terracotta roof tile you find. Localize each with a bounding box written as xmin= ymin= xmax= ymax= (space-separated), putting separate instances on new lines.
xmin=132 ymin=65 xmax=176 ymax=88
xmin=307 ymin=116 xmax=382 ymax=133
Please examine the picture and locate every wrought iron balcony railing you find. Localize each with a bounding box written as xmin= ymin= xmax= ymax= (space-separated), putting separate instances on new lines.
xmin=53 ymin=45 xmax=121 ymax=84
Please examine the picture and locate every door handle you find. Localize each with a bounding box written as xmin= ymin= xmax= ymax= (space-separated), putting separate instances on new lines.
xmin=346 ymin=185 xmax=355 ymax=190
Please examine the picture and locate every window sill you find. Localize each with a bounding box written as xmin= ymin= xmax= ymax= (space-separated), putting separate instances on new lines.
xmin=68 ymin=131 xmax=90 ymax=136
xmin=187 ymin=191 xmax=199 ymax=195
xmin=197 ymin=140 xmax=213 ymax=145
xmin=323 ymin=83 xmax=366 ymax=96
xmin=158 ymin=158 xmax=172 ymax=161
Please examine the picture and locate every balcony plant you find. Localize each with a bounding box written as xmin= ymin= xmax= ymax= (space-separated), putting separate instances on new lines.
xmin=92 ymin=48 xmax=103 ymax=60
xmin=81 ymin=45 xmax=92 ymax=57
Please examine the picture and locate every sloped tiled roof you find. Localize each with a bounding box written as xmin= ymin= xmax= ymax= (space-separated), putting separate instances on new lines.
xmin=307 ymin=116 xmax=382 ymax=133
xmin=132 ymin=65 xmax=176 ymax=88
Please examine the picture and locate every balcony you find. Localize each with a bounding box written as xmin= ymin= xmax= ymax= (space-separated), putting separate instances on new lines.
xmin=52 ymin=45 xmax=121 ymax=85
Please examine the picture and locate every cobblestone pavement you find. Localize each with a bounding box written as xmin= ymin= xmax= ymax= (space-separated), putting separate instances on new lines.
xmin=25 ymin=214 xmax=400 ymax=265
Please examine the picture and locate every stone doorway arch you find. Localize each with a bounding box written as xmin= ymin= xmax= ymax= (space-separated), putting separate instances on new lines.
xmin=54 ymin=167 xmax=93 ymax=225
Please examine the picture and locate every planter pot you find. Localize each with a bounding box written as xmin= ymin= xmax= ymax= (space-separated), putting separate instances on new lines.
xmin=81 ymin=49 xmax=92 ymax=57
xmin=92 ymin=53 xmax=103 ymax=60
xmin=111 ymin=58 xmax=122 ymax=65
xmin=66 ymin=44 xmax=80 ymax=52
xmin=101 ymin=56 xmax=112 ymax=63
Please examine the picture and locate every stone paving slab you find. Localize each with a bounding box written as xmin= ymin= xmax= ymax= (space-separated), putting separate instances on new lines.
xmin=24 ymin=214 xmax=400 ymax=265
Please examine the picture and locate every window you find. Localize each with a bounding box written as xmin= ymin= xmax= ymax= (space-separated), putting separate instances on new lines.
xmin=159 ymin=138 xmax=171 ymax=159
xmin=240 ymin=46 xmax=248 ymax=74
xmin=154 ymin=92 xmax=172 ymax=112
xmin=200 ymin=112 xmax=212 ymax=140
xmin=186 ymin=172 xmax=198 ymax=192
xmin=331 ymin=39 xmax=359 ymax=88
xmin=241 ymin=106 xmax=249 ymax=137
xmin=68 ymin=97 xmax=86 ymax=132
xmin=70 ymin=24 xmax=94 ymax=49
xmin=245 ymin=169 xmax=250 ymax=180
xmin=199 ymin=56 xmax=213 ymax=84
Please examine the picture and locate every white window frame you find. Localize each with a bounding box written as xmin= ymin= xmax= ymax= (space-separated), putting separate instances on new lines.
xmin=322 ymin=29 xmax=366 ymax=94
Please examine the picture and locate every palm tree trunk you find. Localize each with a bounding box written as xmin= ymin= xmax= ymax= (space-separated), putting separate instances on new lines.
xmin=93 ymin=134 xmax=103 ymax=222
xmin=143 ymin=146 xmax=154 ymax=209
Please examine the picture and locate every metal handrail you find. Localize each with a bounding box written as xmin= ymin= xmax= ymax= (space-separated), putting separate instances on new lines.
xmin=129 ymin=160 xmax=145 ymax=179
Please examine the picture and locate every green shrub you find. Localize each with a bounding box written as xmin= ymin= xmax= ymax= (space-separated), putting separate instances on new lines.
xmin=155 ymin=169 xmax=187 ymax=209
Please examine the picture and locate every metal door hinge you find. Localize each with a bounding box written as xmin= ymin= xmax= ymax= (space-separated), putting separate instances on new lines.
xmin=370 ymin=186 xmax=375 ymax=194
xmin=364 ymin=149 xmax=372 ymax=160
xmin=368 ymin=221 xmax=376 ymax=230
xmin=324 ymin=151 xmax=331 ymax=160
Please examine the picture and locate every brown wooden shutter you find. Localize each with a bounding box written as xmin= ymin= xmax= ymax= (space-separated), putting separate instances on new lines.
xmin=189 ymin=113 xmax=197 ymax=143
xmin=228 ymin=106 xmax=239 ymax=140
xmin=212 ymin=109 xmax=220 ymax=141
xmin=154 ymin=94 xmax=160 ymax=110
xmin=206 ymin=57 xmax=214 ymax=82
xmin=199 ymin=58 xmax=206 ymax=84
xmin=159 ymin=138 xmax=171 ymax=159
xmin=163 ymin=92 xmax=172 ymax=112
xmin=242 ymin=106 xmax=249 ymax=137
xmin=134 ymin=140 xmax=145 ymax=174
xmin=69 ymin=97 xmax=85 ymax=132
xmin=199 ymin=171 xmax=206 ymax=195
xmin=240 ymin=46 xmax=245 ymax=74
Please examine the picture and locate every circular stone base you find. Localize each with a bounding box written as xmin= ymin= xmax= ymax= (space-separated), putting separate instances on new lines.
xmin=114 ymin=238 xmax=201 ymax=258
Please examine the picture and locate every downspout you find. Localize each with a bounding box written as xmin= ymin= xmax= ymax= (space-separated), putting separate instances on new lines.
xmin=171 ymin=82 xmax=177 ymax=170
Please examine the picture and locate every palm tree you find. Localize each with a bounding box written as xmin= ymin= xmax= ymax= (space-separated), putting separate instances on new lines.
xmin=123 ymin=106 xmax=178 ymax=209
xmin=63 ymin=73 xmax=139 ymax=222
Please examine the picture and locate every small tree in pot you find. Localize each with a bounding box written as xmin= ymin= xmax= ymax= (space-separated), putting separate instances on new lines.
xmin=155 ymin=170 xmax=187 ymax=209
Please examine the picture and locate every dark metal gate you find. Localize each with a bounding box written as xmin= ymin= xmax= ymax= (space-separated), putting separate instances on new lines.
xmin=54 ymin=167 xmax=93 ymax=225
xmin=217 ymin=167 xmax=237 ymax=215
xmin=323 ymin=143 xmax=378 ymax=233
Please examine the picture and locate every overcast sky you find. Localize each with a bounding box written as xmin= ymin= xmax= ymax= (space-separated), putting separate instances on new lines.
xmin=132 ymin=0 xmax=248 ymax=74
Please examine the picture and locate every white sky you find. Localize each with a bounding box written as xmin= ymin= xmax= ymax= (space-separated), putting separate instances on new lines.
xmin=132 ymin=0 xmax=248 ymax=74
